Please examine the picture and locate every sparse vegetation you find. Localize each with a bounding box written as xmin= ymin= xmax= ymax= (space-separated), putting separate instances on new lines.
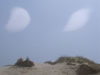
xmin=53 ymin=56 xmax=98 ymax=65
xmin=54 ymin=56 xmax=76 ymax=64
xmin=15 ymin=58 xmax=34 ymax=67
xmin=75 ymin=56 xmax=96 ymax=64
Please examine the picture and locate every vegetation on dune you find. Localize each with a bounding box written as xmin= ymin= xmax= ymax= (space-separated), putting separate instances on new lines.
xmin=44 ymin=56 xmax=100 ymax=66
xmin=54 ymin=56 xmax=97 ymax=65
xmin=44 ymin=56 xmax=100 ymax=75
xmin=15 ymin=58 xmax=34 ymax=67
xmin=53 ymin=56 xmax=100 ymax=75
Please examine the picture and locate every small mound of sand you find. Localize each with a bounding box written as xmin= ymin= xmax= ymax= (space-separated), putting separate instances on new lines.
xmin=76 ymin=64 xmax=99 ymax=75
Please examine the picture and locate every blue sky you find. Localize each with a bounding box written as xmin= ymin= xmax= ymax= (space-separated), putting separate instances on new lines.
xmin=0 ymin=0 xmax=100 ymax=66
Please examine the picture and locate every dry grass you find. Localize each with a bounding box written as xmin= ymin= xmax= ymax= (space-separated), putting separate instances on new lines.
xmin=54 ymin=56 xmax=98 ymax=65
xmin=54 ymin=56 xmax=75 ymax=64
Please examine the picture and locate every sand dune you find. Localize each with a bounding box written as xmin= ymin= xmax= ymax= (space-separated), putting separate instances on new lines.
xmin=0 ymin=62 xmax=100 ymax=75
xmin=0 ymin=63 xmax=77 ymax=75
xmin=1 ymin=56 xmax=100 ymax=75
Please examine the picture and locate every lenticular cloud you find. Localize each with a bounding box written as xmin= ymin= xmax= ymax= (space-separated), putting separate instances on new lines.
xmin=63 ymin=8 xmax=91 ymax=32
xmin=6 ymin=7 xmax=31 ymax=32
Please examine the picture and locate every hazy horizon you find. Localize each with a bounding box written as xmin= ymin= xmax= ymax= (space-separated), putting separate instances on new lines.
xmin=0 ymin=0 xmax=100 ymax=66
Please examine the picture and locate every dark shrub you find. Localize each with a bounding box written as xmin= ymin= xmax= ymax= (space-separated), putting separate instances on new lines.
xmin=15 ymin=58 xmax=24 ymax=66
xmin=76 ymin=64 xmax=99 ymax=75
xmin=23 ymin=58 xmax=34 ymax=67
xmin=15 ymin=58 xmax=34 ymax=67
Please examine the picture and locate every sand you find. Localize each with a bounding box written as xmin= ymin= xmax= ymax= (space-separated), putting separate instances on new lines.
xmin=0 ymin=63 xmax=100 ymax=75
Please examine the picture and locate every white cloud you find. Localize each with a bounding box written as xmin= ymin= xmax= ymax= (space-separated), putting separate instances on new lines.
xmin=6 ymin=7 xmax=31 ymax=32
xmin=63 ymin=8 xmax=91 ymax=32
